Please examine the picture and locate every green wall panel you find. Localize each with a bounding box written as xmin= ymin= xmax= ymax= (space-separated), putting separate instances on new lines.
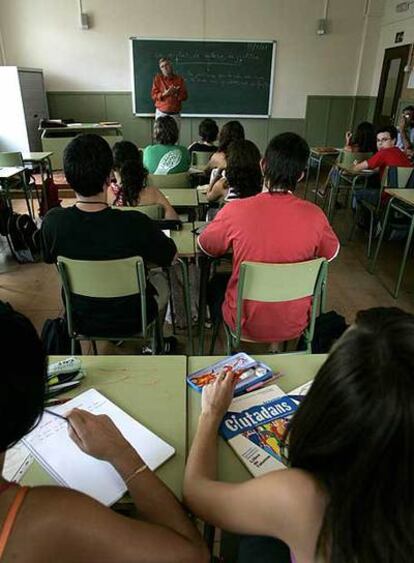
xmin=326 ymin=97 xmax=354 ymax=147
xmin=47 ymin=93 xmax=107 ymax=123
xmin=304 ymin=97 xmax=330 ymax=146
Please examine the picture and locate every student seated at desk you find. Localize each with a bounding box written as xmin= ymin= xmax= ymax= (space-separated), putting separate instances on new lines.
xmin=206 ymin=140 xmax=262 ymax=204
xmin=208 ymin=120 xmax=245 ymax=170
xmin=184 ymin=306 xmax=414 ymax=563
xmin=41 ymin=134 xmax=176 ymax=338
xmin=352 ymin=125 xmax=412 ymax=206
xmin=343 ymin=121 xmax=376 ymax=153
xmin=188 ymin=118 xmax=219 ymax=154
xmin=199 ymin=132 xmax=339 ymax=342
xmin=143 ymin=116 xmax=190 ymax=175
xmin=0 ymin=306 xmax=208 ymax=563
xmin=110 ymin=141 xmax=179 ymax=220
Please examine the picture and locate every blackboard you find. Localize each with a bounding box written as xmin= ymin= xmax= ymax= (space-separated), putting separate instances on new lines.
xmin=130 ymin=38 xmax=276 ymax=117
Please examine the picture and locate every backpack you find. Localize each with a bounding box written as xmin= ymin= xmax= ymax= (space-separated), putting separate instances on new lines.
xmin=7 ymin=213 xmax=40 ymax=263
xmin=38 ymin=177 xmax=62 ymax=218
xmin=298 ymin=310 xmax=348 ymax=353
xmin=41 ymin=317 xmax=81 ymax=355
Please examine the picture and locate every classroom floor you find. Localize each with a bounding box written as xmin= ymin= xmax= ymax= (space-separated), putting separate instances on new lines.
xmin=1 ymin=177 xmax=414 ymax=356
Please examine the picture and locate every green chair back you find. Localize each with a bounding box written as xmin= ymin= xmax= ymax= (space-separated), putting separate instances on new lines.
xmin=113 ymin=204 xmax=164 ymax=220
xmin=0 ymin=152 xmax=24 ymax=167
xmin=148 ymin=172 xmax=191 ymax=189
xmin=337 ymin=151 xmax=372 ymax=168
xmin=191 ymin=151 xmax=213 ymax=169
xmin=227 ymin=258 xmax=328 ymax=353
xmin=56 ymin=256 xmax=154 ymax=350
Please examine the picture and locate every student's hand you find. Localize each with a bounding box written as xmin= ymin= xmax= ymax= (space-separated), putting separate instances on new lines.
xmin=399 ymin=115 xmax=408 ymax=131
xmin=201 ymin=371 xmax=237 ymax=422
xmin=67 ymin=408 xmax=132 ymax=463
xmin=345 ymin=131 xmax=352 ymax=144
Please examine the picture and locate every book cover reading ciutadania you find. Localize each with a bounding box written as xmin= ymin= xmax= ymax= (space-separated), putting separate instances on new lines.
xmin=219 ymin=384 xmax=301 ymax=477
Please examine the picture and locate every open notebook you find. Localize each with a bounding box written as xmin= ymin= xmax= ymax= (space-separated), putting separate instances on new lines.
xmin=23 ymin=388 xmax=175 ymax=506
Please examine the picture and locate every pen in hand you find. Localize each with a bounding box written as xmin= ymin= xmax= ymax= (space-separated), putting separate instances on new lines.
xmin=44 ymin=408 xmax=70 ymax=423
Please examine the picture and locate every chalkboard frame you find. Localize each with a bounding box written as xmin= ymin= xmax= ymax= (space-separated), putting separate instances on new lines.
xmin=129 ymin=37 xmax=276 ymax=118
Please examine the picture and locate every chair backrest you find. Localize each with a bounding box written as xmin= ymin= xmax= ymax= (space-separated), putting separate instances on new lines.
xmin=191 ymin=151 xmax=214 ymax=169
xmin=148 ymin=172 xmax=191 ymax=189
xmin=57 ymin=255 xmax=148 ymax=336
xmin=0 ymin=152 xmax=24 ymax=167
xmin=113 ymin=204 xmax=164 ymax=220
xmin=384 ymin=166 xmax=414 ymax=189
xmin=337 ymin=151 xmax=372 ymax=168
xmin=234 ymin=258 xmax=328 ymax=347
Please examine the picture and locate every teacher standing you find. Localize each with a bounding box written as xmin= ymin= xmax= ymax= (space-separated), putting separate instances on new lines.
xmin=151 ymin=58 xmax=188 ymax=129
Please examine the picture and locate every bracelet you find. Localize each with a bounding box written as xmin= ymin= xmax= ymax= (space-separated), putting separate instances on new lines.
xmin=125 ymin=463 xmax=148 ymax=485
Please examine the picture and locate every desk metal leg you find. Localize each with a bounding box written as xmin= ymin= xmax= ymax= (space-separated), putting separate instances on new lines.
xmin=314 ymin=158 xmax=322 ymax=202
xmin=177 ymin=258 xmax=193 ymax=355
xmin=394 ymin=215 xmax=414 ymax=299
xmin=304 ymin=157 xmax=311 ymax=200
xmin=197 ymin=255 xmax=212 ymax=355
xmin=369 ymin=198 xmax=392 ymax=274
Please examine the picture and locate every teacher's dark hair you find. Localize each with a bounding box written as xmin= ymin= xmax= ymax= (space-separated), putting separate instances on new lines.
xmin=64 ymin=134 xmax=113 ymax=197
xmin=112 ymin=141 xmax=148 ymax=206
xmin=263 ymin=132 xmax=309 ymax=192
xmin=217 ymin=121 xmax=245 ymax=153
xmin=287 ymin=307 xmax=414 ymax=563
xmin=0 ymin=304 xmax=46 ymax=452
xmin=154 ymin=116 xmax=179 ymax=145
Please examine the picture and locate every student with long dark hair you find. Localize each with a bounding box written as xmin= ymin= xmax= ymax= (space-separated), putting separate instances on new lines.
xmin=0 ymin=304 xmax=207 ymax=563
xmin=209 ymin=120 xmax=245 ymax=170
xmin=184 ymin=306 xmax=414 ymax=563
xmin=110 ymin=141 xmax=179 ymax=220
xmin=344 ymin=121 xmax=376 ymax=154
xmin=206 ymin=140 xmax=262 ymax=203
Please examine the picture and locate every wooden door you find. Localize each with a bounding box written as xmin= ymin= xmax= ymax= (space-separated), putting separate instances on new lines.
xmin=374 ymin=45 xmax=411 ymax=127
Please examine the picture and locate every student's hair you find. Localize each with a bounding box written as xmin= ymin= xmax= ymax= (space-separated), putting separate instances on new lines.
xmin=352 ymin=121 xmax=376 ymax=153
xmin=403 ymin=105 xmax=414 ymax=113
xmin=217 ymin=121 xmax=245 ymax=153
xmin=225 ymin=140 xmax=262 ymax=198
xmin=263 ymin=132 xmax=309 ymax=193
xmin=64 ymin=134 xmax=113 ymax=197
xmin=0 ymin=305 xmax=46 ymax=453
xmin=112 ymin=141 xmax=148 ymax=206
xmin=287 ymin=307 xmax=414 ymax=563
xmin=154 ymin=116 xmax=179 ymax=145
xmin=376 ymin=125 xmax=398 ymax=141
xmin=199 ymin=118 xmax=219 ymax=143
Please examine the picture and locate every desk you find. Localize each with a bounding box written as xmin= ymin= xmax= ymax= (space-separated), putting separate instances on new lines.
xmin=41 ymin=123 xmax=122 ymax=170
xmin=370 ymin=189 xmax=414 ymax=298
xmin=0 ymin=166 xmax=26 ymax=213
xmin=304 ymin=148 xmax=339 ymax=201
xmin=187 ymin=354 xmax=326 ymax=482
xmin=325 ymin=164 xmax=374 ymax=223
xmin=22 ymin=355 xmax=187 ymax=499
xmin=22 ymin=152 xmax=53 ymax=212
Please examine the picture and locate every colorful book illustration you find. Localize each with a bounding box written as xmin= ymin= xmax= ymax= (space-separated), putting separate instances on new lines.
xmin=220 ymin=380 xmax=313 ymax=477
xmin=187 ymin=353 xmax=274 ymax=396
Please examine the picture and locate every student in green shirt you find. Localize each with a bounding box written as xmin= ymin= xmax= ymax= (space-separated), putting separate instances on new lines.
xmin=143 ymin=116 xmax=190 ymax=174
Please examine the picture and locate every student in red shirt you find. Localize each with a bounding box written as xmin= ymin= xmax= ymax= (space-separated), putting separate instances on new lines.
xmin=353 ymin=125 xmax=412 ymax=206
xmin=198 ymin=132 xmax=340 ymax=345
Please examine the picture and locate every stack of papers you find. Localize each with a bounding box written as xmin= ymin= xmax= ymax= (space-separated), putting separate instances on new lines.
xmin=23 ymin=389 xmax=175 ymax=506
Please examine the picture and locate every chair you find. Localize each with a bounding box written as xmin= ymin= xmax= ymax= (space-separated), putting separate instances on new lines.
xmin=191 ymin=151 xmax=214 ymax=170
xmin=57 ymin=255 xmax=162 ymax=355
xmin=148 ymin=172 xmax=191 ymax=189
xmin=215 ymin=258 xmax=328 ymax=355
xmin=350 ymin=166 xmax=414 ymax=258
xmin=113 ymin=204 xmax=164 ymax=220
xmin=0 ymin=151 xmax=35 ymax=217
xmin=369 ymin=166 xmax=414 ymax=298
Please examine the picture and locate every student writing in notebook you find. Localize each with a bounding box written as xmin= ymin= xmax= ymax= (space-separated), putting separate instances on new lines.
xmin=184 ymin=307 xmax=414 ymax=563
xmin=0 ymin=304 xmax=208 ymax=563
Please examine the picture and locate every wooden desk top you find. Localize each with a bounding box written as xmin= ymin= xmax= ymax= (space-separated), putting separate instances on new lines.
xmin=310 ymin=147 xmax=339 ymax=157
xmin=187 ymin=354 xmax=327 ymax=483
xmin=161 ymin=188 xmax=198 ymax=207
xmin=0 ymin=166 xmax=25 ymax=179
xmin=22 ymin=152 xmax=53 ymax=161
xmin=22 ymin=356 xmax=188 ymax=499
xmin=336 ymin=163 xmax=375 ymax=176
xmin=385 ymin=189 xmax=414 ymax=206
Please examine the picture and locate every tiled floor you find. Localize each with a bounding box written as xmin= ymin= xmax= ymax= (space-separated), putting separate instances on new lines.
xmin=1 ymin=181 xmax=414 ymax=355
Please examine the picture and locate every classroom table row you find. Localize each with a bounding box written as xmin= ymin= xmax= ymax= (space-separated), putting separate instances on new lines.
xmin=22 ymin=353 xmax=326 ymax=498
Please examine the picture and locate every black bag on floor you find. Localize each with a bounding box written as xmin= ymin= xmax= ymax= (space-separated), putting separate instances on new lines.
xmin=298 ymin=310 xmax=348 ymax=353
xmin=41 ymin=317 xmax=81 ymax=355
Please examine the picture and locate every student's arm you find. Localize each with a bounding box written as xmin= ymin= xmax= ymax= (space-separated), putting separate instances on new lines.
xmin=183 ymin=375 xmax=324 ymax=547
xmin=197 ymin=207 xmax=232 ymax=257
xmin=315 ymin=212 xmax=340 ymax=262
xmin=40 ymin=212 xmax=59 ymax=264
xmin=206 ymin=177 xmax=228 ymax=202
xmin=153 ymin=187 xmax=180 ymax=220
xmin=352 ymin=160 xmax=369 ymax=172
xmin=140 ymin=217 xmax=177 ymax=266
xmin=28 ymin=410 xmax=207 ymax=563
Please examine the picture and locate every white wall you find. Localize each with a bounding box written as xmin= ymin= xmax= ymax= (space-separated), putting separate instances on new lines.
xmin=0 ymin=0 xmax=383 ymax=118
